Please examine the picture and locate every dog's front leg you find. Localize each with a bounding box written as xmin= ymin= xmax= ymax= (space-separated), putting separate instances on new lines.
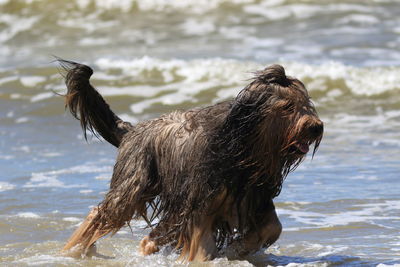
xmin=187 ymin=221 xmax=217 ymax=261
xmin=231 ymin=201 xmax=282 ymax=257
xmin=139 ymin=222 xmax=169 ymax=256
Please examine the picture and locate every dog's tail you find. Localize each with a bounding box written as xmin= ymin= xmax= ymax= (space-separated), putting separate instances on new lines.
xmin=58 ymin=59 xmax=133 ymax=147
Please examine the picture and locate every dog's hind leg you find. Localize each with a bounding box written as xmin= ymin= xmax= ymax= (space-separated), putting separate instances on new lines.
xmin=61 ymin=207 xmax=114 ymax=257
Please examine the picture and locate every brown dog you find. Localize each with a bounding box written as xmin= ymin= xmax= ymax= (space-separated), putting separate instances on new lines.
xmin=58 ymin=60 xmax=323 ymax=261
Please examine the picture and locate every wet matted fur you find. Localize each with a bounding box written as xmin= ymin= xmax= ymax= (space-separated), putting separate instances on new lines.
xmin=58 ymin=60 xmax=323 ymax=261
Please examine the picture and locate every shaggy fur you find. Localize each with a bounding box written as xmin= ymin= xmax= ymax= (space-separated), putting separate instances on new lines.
xmin=58 ymin=60 xmax=323 ymax=261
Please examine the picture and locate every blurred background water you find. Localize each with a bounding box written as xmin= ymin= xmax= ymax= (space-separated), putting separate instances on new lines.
xmin=1 ymin=0 xmax=400 ymax=266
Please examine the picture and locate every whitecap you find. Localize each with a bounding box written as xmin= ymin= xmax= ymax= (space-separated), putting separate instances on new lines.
xmin=10 ymin=93 xmax=22 ymax=99
xmin=24 ymin=172 xmax=85 ymax=188
xmin=63 ymin=217 xmax=82 ymax=222
xmin=133 ymin=0 xmax=255 ymax=13
xmin=0 ymin=154 xmax=14 ymax=160
xmin=98 ymin=85 xmax=161 ymax=98
xmin=0 ymin=75 xmax=18 ymax=85
xmin=317 ymin=245 xmax=349 ymax=257
xmin=245 ymin=37 xmax=284 ymax=48
xmin=30 ymin=92 xmax=54 ymax=102
xmin=78 ymin=37 xmax=110 ymax=46
xmin=0 ymin=14 xmax=39 ymax=42
xmin=40 ymin=152 xmax=62 ymax=158
xmin=20 ymin=76 xmax=46 ymax=87
xmin=24 ymin=162 xmax=113 ymax=188
xmin=0 ymin=181 xmax=15 ymax=192
xmin=79 ymin=189 xmax=93 ymax=194
xmin=13 ymin=146 xmax=30 ymax=153
xmin=277 ymin=199 xmax=400 ymax=229
xmin=219 ymin=26 xmax=256 ymax=40
xmin=117 ymin=113 xmax=139 ymax=124
xmin=15 ymin=117 xmax=29 ymax=124
xmin=17 ymin=212 xmax=40 ymax=219
xmin=284 ymin=61 xmax=400 ymax=96
xmin=180 ymin=18 xmax=216 ymax=36
xmin=57 ymin=17 xmax=119 ymax=33
xmin=94 ymin=173 xmax=111 ymax=180
xmin=337 ymin=14 xmax=380 ymax=25
xmin=24 ymin=173 xmax=67 ymax=188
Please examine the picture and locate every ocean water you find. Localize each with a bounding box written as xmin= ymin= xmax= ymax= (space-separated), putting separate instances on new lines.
xmin=1 ymin=0 xmax=400 ymax=266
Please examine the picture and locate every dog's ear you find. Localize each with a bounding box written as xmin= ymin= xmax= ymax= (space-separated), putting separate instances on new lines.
xmin=228 ymin=64 xmax=291 ymax=125
xmin=227 ymin=85 xmax=267 ymax=129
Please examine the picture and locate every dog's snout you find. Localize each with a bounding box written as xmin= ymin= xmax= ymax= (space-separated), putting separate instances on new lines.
xmin=309 ymin=121 xmax=323 ymax=137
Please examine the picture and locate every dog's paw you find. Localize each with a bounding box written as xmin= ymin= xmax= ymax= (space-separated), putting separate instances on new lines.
xmin=61 ymin=243 xmax=87 ymax=258
xmin=140 ymin=236 xmax=159 ymax=255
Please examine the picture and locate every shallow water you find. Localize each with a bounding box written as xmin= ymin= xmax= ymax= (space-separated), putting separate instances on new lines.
xmin=1 ymin=0 xmax=400 ymax=266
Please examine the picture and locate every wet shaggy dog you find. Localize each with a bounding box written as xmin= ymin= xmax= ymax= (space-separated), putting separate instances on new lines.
xmin=59 ymin=60 xmax=323 ymax=261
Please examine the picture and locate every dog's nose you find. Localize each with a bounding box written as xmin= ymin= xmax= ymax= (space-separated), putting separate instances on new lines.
xmin=309 ymin=120 xmax=323 ymax=137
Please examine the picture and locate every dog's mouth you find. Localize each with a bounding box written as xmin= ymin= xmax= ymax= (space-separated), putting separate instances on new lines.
xmin=294 ymin=143 xmax=310 ymax=154
xmin=292 ymin=137 xmax=322 ymax=156
xmin=294 ymin=142 xmax=310 ymax=154
xmin=285 ymin=124 xmax=323 ymax=157
xmin=292 ymin=138 xmax=322 ymax=155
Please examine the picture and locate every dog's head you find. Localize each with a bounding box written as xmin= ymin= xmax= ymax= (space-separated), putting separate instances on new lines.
xmin=257 ymin=64 xmax=323 ymax=158
xmin=231 ymin=64 xmax=323 ymax=175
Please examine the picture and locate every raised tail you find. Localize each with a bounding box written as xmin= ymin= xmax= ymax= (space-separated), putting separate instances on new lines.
xmin=58 ymin=59 xmax=132 ymax=147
